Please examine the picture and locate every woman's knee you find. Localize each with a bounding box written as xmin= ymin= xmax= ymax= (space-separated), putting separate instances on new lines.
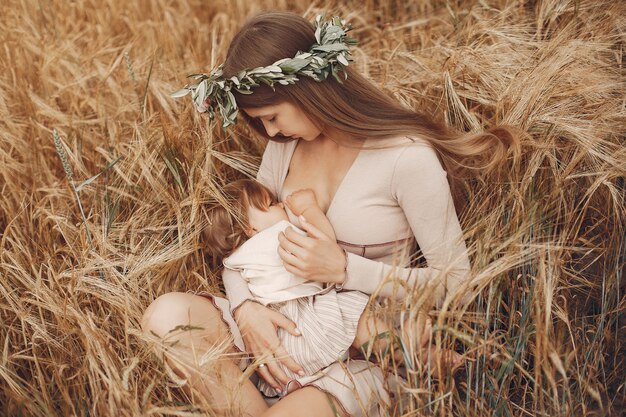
xmin=141 ymin=291 xmax=225 ymax=341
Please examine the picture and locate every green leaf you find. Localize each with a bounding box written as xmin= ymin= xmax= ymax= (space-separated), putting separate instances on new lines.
xmin=226 ymin=90 xmax=237 ymax=109
xmin=322 ymin=26 xmax=343 ymax=43
xmin=235 ymin=87 xmax=253 ymax=94
xmin=187 ymin=73 xmax=207 ymax=80
xmin=312 ymin=56 xmax=325 ymax=66
xmin=170 ymin=88 xmax=190 ymax=98
xmin=278 ymin=58 xmax=310 ymax=73
xmin=211 ymin=66 xmax=223 ymax=78
xmin=161 ymin=152 xmax=184 ymax=195
xmin=265 ymin=65 xmax=282 ymax=72
xmin=195 ymin=80 xmax=207 ymax=104
xmin=247 ymin=67 xmax=273 ymax=75
xmin=75 ymin=156 xmax=123 ymax=192
xmin=331 ymin=66 xmax=342 ymax=84
xmin=312 ymin=43 xmax=349 ymax=53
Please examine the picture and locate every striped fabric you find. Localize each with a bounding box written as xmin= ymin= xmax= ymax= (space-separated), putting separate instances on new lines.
xmin=257 ymin=289 xmax=369 ymax=398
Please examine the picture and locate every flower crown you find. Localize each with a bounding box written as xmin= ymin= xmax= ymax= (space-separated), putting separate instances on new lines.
xmin=171 ymin=15 xmax=356 ymax=129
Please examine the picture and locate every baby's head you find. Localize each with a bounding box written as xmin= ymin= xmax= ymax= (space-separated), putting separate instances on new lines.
xmin=201 ymin=179 xmax=288 ymax=261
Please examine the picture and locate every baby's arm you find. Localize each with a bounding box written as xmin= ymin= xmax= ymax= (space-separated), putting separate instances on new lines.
xmin=284 ymin=189 xmax=336 ymax=241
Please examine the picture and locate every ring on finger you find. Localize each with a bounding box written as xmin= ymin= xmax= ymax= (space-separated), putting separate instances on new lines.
xmin=258 ymin=363 xmax=267 ymax=369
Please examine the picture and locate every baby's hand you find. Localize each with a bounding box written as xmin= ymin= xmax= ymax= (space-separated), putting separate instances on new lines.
xmin=285 ymin=189 xmax=318 ymax=216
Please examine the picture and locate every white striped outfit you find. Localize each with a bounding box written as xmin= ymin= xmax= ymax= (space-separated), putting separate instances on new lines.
xmin=222 ymin=220 xmax=370 ymax=397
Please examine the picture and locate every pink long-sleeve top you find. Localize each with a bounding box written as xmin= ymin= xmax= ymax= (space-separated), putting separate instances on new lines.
xmin=223 ymin=136 xmax=471 ymax=314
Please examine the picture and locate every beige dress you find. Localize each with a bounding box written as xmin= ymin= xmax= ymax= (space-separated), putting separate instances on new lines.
xmin=201 ymin=136 xmax=471 ymax=417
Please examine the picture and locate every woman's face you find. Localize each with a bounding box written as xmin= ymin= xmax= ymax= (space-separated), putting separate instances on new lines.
xmin=242 ymin=101 xmax=322 ymax=141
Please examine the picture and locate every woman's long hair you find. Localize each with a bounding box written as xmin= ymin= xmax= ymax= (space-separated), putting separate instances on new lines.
xmin=222 ymin=11 xmax=522 ymax=207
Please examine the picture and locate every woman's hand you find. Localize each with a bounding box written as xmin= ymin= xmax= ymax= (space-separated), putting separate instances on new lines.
xmin=233 ymin=300 xmax=305 ymax=390
xmin=278 ymin=215 xmax=347 ymax=284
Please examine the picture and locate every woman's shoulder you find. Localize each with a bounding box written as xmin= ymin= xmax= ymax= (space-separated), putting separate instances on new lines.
xmin=365 ymin=134 xmax=433 ymax=149
xmin=384 ymin=136 xmax=446 ymax=180
xmin=366 ymin=135 xmax=439 ymax=162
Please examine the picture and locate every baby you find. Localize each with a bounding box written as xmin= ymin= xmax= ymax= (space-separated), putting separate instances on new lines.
xmin=202 ymin=178 xmax=442 ymax=397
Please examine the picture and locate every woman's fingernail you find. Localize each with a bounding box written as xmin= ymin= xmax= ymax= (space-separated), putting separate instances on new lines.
xmin=299 ymin=215 xmax=307 ymax=223
xmin=293 ymin=327 xmax=302 ymax=335
xmin=298 ymin=370 xmax=306 ymax=377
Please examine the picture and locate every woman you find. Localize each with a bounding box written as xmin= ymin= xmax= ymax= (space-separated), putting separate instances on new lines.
xmin=141 ymin=11 xmax=519 ymax=417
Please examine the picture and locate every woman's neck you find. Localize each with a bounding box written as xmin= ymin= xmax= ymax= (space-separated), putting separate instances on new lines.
xmin=315 ymin=129 xmax=364 ymax=152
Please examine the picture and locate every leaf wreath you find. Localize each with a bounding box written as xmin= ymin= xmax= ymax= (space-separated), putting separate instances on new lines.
xmin=171 ymin=15 xmax=357 ymax=129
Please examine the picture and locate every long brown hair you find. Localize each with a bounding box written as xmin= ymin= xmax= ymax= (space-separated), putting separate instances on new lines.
xmin=223 ymin=11 xmax=522 ymax=204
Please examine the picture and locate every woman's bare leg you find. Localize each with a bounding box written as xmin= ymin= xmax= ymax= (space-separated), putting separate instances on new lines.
xmin=261 ymin=387 xmax=348 ymax=417
xmin=141 ymin=292 xmax=269 ymax=417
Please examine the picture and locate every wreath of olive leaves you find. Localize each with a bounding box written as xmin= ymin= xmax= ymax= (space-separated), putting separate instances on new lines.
xmin=171 ymin=15 xmax=357 ymax=129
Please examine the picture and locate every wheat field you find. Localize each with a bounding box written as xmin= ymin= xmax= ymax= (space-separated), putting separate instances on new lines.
xmin=0 ymin=0 xmax=624 ymax=416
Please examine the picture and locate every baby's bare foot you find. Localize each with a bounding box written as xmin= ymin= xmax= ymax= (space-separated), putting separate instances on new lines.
xmin=400 ymin=312 xmax=432 ymax=350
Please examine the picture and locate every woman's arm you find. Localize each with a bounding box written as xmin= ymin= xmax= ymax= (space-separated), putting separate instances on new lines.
xmin=279 ymin=144 xmax=471 ymax=305
xmin=222 ymin=267 xmax=256 ymax=315
xmin=343 ymin=144 xmax=471 ymax=302
xmin=225 ymin=272 xmax=306 ymax=390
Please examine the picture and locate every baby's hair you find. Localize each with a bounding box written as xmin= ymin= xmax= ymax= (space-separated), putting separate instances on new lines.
xmin=201 ymin=178 xmax=276 ymax=265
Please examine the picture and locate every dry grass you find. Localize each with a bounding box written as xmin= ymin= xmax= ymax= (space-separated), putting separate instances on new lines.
xmin=0 ymin=0 xmax=624 ymax=416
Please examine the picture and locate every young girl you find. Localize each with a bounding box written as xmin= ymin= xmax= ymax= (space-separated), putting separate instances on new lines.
xmin=202 ymin=178 xmax=437 ymax=398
